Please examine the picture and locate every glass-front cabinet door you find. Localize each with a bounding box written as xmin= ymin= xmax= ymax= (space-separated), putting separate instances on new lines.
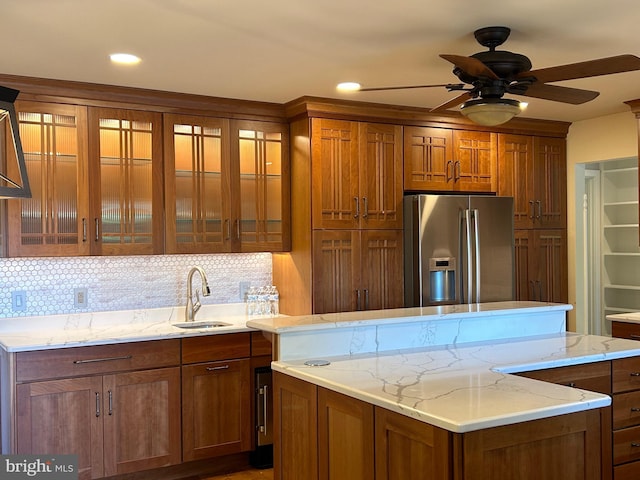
xmin=88 ymin=108 xmax=163 ymax=255
xmin=164 ymin=114 xmax=231 ymax=253
xmin=231 ymin=120 xmax=289 ymax=252
xmin=6 ymin=101 xmax=89 ymax=257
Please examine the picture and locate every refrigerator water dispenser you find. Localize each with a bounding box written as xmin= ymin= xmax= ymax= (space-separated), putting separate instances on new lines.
xmin=429 ymin=257 xmax=456 ymax=303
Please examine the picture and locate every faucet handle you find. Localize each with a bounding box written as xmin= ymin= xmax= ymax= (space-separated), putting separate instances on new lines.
xmin=193 ymin=289 xmax=202 ymax=314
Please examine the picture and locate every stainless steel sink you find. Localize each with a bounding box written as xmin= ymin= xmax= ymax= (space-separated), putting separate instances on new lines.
xmin=172 ymin=320 xmax=232 ymax=329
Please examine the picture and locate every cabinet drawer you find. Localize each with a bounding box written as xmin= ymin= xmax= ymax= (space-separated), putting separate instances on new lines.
xmin=182 ymin=333 xmax=250 ymax=364
xmin=516 ymin=361 xmax=611 ymax=394
xmin=614 ymin=425 xmax=640 ymax=465
xmin=614 ymin=390 xmax=640 ymax=429
xmin=614 ymin=459 xmax=640 ymax=480
xmin=613 ymin=357 xmax=640 ymax=393
xmin=612 ymin=321 xmax=640 ymax=342
xmin=16 ymin=339 xmax=181 ymax=382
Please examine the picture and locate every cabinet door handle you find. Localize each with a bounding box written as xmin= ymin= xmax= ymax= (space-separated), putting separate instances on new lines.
xmin=206 ymin=365 xmax=230 ymax=371
xmin=259 ymin=385 xmax=269 ymax=436
xmin=529 ymin=201 xmax=535 ymax=219
xmin=355 ymin=289 xmax=361 ymax=311
xmin=82 ymin=218 xmax=87 ymax=242
xmin=236 ymin=219 xmax=241 ymax=239
xmin=225 ymin=219 xmax=231 ymax=240
xmin=536 ymin=200 xmax=542 ymax=219
xmin=94 ymin=218 xmax=100 ymax=242
xmin=108 ymin=390 xmax=113 ymax=415
xmin=73 ymin=355 xmax=132 ymax=364
xmin=95 ymin=392 xmax=101 ymax=417
xmin=454 ymin=161 xmax=460 ymax=181
xmin=446 ymin=161 xmax=453 ymax=182
xmin=362 ymin=197 xmax=368 ymax=218
xmin=364 ymin=289 xmax=369 ymax=310
xmin=353 ymin=197 xmax=360 ymax=218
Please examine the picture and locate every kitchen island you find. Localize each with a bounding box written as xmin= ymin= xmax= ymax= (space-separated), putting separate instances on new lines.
xmin=247 ymin=301 xmax=640 ymax=480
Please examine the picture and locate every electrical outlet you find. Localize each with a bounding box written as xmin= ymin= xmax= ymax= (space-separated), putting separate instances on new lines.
xmin=11 ymin=291 xmax=26 ymax=312
xmin=74 ymin=288 xmax=88 ymax=308
xmin=239 ymin=281 xmax=250 ymax=301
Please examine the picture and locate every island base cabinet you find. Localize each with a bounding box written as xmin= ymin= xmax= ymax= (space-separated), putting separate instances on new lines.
xmin=274 ymin=372 xmax=605 ymax=480
xmin=459 ymin=410 xmax=602 ymax=480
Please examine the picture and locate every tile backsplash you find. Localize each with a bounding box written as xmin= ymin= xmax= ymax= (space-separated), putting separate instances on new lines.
xmin=0 ymin=253 xmax=272 ymax=318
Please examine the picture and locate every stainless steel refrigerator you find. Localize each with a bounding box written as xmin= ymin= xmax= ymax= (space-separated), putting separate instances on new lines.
xmin=404 ymin=194 xmax=515 ymax=306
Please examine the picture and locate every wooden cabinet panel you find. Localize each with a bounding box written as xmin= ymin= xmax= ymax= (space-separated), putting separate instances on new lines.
xmin=461 ymin=410 xmax=602 ymax=480
xmin=311 ymin=119 xmax=360 ymax=230
xmin=614 ymin=460 xmax=640 ymax=479
xmin=375 ymin=407 xmax=451 ymax=480
xmin=273 ymin=371 xmax=318 ymax=480
xmin=613 ymin=424 xmax=640 ymax=465
xmin=88 ymin=107 xmax=164 ymax=255
xmin=358 ymin=123 xmax=403 ymax=229
xmin=613 ymin=357 xmax=640 ymax=394
xmin=312 ymin=229 xmax=404 ymax=313
xmin=16 ymin=339 xmax=181 ymax=382
xmin=514 ymin=229 xmax=568 ymax=303
xmin=7 ymin=101 xmax=90 ymax=257
xmin=613 ymin=390 xmax=640 ymax=429
xmin=318 ymin=388 xmax=374 ymax=480
xmin=498 ymin=134 xmax=534 ymax=229
xmin=612 ymin=322 xmax=640 ymax=342
xmin=16 ymin=376 xmax=104 ymax=480
xmin=517 ymin=361 xmax=611 ymax=394
xmin=103 ymin=367 xmax=181 ymax=476
xmin=533 ymin=137 xmax=566 ymax=228
xmin=403 ymin=126 xmax=496 ymax=193
xmin=181 ymin=333 xmax=250 ymax=364
xmin=182 ymin=358 xmax=251 ymax=461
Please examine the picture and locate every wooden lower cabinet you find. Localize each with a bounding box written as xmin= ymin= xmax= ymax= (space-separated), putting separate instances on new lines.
xmin=16 ymin=367 xmax=181 ymax=479
xmin=273 ymin=371 xmax=604 ymax=480
xmin=181 ymin=333 xmax=253 ymax=461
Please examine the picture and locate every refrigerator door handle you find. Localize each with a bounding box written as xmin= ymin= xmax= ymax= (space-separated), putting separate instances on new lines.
xmin=472 ymin=208 xmax=481 ymax=303
xmin=464 ymin=209 xmax=473 ymax=304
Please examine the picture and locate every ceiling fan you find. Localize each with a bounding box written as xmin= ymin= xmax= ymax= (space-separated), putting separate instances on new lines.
xmin=347 ymin=26 xmax=640 ymax=125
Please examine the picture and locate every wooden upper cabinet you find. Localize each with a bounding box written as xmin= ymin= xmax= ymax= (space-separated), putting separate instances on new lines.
xmin=404 ymin=126 xmax=497 ymax=193
xmin=231 ymin=120 xmax=291 ymax=252
xmin=6 ymin=101 xmax=90 ymax=257
xmin=164 ymin=114 xmax=232 ymax=254
xmin=88 ymin=108 xmax=164 ymax=255
xmin=311 ymin=119 xmax=403 ymax=230
xmin=498 ymin=134 xmax=566 ymax=229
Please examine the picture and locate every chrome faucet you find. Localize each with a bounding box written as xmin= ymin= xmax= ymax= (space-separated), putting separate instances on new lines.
xmin=185 ymin=266 xmax=211 ymax=322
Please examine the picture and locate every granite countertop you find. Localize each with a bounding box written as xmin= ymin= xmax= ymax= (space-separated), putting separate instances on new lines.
xmin=0 ymin=303 xmax=259 ymax=352
xmin=272 ymin=332 xmax=640 ymax=434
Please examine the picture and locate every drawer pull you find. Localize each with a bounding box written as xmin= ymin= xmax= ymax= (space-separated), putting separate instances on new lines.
xmin=95 ymin=392 xmax=100 ymax=417
xmin=73 ymin=355 xmax=133 ymax=364
xmin=206 ymin=365 xmax=230 ymax=371
xmin=630 ymin=334 xmax=640 ymax=339
xmin=631 ymin=407 xmax=640 ymax=413
xmin=630 ymin=372 xmax=640 ymax=377
xmin=566 ymin=382 xmax=576 ymax=388
xmin=632 ymin=442 xmax=640 ymax=448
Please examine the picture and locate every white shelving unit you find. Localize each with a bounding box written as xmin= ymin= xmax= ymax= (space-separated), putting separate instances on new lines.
xmin=601 ymin=157 xmax=640 ymax=330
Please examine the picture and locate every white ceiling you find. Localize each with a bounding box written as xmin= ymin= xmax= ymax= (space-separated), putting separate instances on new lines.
xmin=3 ymin=0 xmax=640 ymax=123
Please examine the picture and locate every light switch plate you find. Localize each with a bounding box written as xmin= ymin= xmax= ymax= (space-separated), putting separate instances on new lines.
xmin=11 ymin=291 xmax=27 ymax=312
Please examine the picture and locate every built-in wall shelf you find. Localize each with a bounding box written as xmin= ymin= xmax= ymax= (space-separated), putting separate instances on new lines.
xmin=601 ymin=158 xmax=640 ymax=330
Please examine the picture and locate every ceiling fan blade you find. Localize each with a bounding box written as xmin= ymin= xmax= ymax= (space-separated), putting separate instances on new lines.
xmin=521 ymin=54 xmax=640 ymax=83
xmin=517 ymin=83 xmax=599 ymax=104
xmin=440 ymin=54 xmax=499 ymax=80
xmin=430 ymin=92 xmax=474 ymax=113
xmin=359 ymin=83 xmax=461 ymax=92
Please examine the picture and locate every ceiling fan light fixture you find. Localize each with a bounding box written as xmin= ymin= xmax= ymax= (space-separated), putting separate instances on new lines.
xmin=460 ymin=98 xmax=523 ymax=126
xmin=0 ymin=85 xmax=31 ymax=199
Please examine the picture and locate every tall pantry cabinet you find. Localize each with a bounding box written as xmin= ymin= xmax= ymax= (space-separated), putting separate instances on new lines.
xmin=274 ymin=116 xmax=404 ymax=315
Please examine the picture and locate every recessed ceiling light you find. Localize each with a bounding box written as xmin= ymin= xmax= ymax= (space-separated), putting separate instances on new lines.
xmin=336 ymin=82 xmax=361 ymax=92
xmin=110 ymin=53 xmax=142 ymax=65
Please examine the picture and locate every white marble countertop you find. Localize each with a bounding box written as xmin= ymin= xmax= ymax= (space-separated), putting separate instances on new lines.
xmin=607 ymin=311 xmax=640 ymax=324
xmin=0 ymin=303 xmax=260 ymax=352
xmin=247 ymin=301 xmax=570 ymax=334
xmin=272 ymin=332 xmax=640 ymax=433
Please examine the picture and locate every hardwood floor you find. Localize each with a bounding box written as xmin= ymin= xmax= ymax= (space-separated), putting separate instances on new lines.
xmin=202 ymin=468 xmax=273 ymax=480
